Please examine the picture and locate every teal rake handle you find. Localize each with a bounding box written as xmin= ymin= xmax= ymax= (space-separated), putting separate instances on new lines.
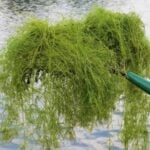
xmin=126 ymin=71 xmax=150 ymax=94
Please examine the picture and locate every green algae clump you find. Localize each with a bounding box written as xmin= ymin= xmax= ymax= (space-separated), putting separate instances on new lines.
xmin=0 ymin=7 xmax=150 ymax=149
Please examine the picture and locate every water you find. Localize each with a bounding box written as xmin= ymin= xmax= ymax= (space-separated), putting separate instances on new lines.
xmin=0 ymin=0 xmax=150 ymax=149
xmin=1 ymin=0 xmax=150 ymax=49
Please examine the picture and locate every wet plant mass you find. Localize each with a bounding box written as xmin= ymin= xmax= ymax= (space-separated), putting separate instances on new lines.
xmin=0 ymin=7 xmax=150 ymax=149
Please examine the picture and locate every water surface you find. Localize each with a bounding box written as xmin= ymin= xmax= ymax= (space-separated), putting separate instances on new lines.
xmin=1 ymin=0 xmax=150 ymax=49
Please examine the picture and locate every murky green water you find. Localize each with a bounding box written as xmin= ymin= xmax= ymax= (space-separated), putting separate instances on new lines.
xmin=0 ymin=0 xmax=150 ymax=149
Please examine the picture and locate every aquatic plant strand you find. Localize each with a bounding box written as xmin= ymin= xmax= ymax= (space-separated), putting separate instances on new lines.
xmin=0 ymin=7 xmax=150 ymax=149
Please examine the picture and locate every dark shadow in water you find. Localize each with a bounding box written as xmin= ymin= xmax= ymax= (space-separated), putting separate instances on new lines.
xmin=68 ymin=0 xmax=112 ymax=9
xmin=113 ymin=146 xmax=122 ymax=150
xmin=2 ymin=0 xmax=57 ymax=12
xmin=70 ymin=140 xmax=96 ymax=150
xmin=113 ymin=111 xmax=123 ymax=116
xmin=0 ymin=143 xmax=19 ymax=150
xmin=85 ymin=130 xmax=113 ymax=140
xmin=110 ymin=129 xmax=120 ymax=133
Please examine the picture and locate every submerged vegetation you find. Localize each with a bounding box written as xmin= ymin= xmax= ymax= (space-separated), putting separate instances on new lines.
xmin=0 ymin=7 xmax=150 ymax=149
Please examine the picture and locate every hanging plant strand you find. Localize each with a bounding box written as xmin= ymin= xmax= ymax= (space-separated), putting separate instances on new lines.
xmin=0 ymin=7 xmax=150 ymax=149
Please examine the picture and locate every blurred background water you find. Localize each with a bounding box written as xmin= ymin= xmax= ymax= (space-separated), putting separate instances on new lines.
xmin=0 ymin=0 xmax=150 ymax=49
xmin=0 ymin=0 xmax=150 ymax=149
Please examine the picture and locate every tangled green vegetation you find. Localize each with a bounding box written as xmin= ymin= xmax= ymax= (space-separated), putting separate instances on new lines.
xmin=0 ymin=7 xmax=150 ymax=149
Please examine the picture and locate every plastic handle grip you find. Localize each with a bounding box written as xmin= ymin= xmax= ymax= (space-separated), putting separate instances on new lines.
xmin=127 ymin=71 xmax=150 ymax=94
